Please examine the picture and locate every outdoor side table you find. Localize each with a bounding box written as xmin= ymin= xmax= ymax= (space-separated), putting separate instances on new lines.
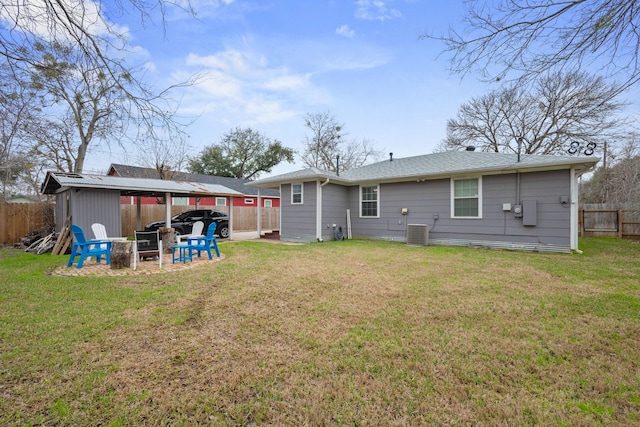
xmin=171 ymin=244 xmax=193 ymax=264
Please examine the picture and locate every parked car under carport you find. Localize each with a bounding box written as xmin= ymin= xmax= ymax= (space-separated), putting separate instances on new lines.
xmin=144 ymin=209 xmax=230 ymax=238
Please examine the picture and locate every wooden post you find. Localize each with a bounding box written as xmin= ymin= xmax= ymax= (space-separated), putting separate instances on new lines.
xmin=619 ymin=209 xmax=624 ymax=238
xmin=578 ymin=209 xmax=583 ymax=237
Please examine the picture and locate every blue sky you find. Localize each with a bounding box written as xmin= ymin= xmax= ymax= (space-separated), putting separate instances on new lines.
xmin=78 ymin=0 xmax=493 ymax=176
xmin=76 ymin=0 xmax=634 ymax=177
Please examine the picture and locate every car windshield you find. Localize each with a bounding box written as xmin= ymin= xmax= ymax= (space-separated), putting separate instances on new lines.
xmin=173 ymin=211 xmax=201 ymax=221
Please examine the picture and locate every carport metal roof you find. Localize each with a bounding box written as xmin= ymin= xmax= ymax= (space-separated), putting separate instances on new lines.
xmin=41 ymin=172 xmax=244 ymax=198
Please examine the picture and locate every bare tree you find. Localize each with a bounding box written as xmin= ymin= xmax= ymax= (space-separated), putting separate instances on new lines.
xmin=136 ymin=135 xmax=192 ymax=181
xmin=581 ymin=136 xmax=640 ymax=206
xmin=440 ymin=72 xmax=627 ymax=155
xmin=300 ymin=111 xmax=381 ymax=172
xmin=0 ymin=64 xmax=43 ymax=199
xmin=300 ymin=112 xmax=346 ymax=170
xmin=0 ymin=1 xmax=196 ymax=173
xmin=425 ymin=0 xmax=640 ymax=91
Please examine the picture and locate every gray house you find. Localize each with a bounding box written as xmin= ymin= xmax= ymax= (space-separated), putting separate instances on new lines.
xmin=248 ymin=151 xmax=599 ymax=253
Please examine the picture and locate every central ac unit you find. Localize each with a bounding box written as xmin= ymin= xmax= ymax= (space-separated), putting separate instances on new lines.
xmin=406 ymin=224 xmax=429 ymax=246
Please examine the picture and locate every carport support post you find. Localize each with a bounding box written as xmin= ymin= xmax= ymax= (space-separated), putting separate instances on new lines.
xmin=229 ymin=196 xmax=234 ymax=239
xmin=165 ymin=193 xmax=172 ymax=228
xmin=162 ymin=192 xmax=174 ymax=253
xmin=256 ymin=188 xmax=262 ymax=238
xmin=136 ymin=196 xmax=142 ymax=231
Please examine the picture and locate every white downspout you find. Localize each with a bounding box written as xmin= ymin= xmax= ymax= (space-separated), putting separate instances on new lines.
xmin=570 ymin=167 xmax=579 ymax=253
xmin=317 ymin=178 xmax=330 ymax=241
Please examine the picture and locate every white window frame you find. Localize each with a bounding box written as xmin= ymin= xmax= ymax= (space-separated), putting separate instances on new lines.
xmin=264 ymin=199 xmax=273 ymax=208
xmin=215 ymin=197 xmax=227 ymax=207
xmin=291 ymin=183 xmax=303 ymax=205
xmin=244 ymin=198 xmax=254 ymax=204
xmin=172 ymin=197 xmax=189 ymax=206
xmin=451 ymin=176 xmax=482 ymax=219
xmin=359 ymin=184 xmax=379 ymax=218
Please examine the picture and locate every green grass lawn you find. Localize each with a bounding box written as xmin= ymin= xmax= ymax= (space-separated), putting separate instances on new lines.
xmin=1 ymin=238 xmax=639 ymax=426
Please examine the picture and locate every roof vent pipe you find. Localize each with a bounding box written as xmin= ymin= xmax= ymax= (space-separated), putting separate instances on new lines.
xmin=466 ymin=146 xmax=475 ymax=151
xmin=517 ymin=137 xmax=523 ymax=163
xmin=389 ymin=152 xmax=393 ymax=161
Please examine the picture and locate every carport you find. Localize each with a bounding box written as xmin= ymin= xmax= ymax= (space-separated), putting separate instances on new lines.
xmin=41 ymin=172 xmax=244 ymax=239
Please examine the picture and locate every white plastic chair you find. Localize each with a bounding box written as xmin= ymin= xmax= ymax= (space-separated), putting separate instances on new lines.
xmin=92 ymin=223 xmax=127 ymax=241
xmin=177 ymin=221 xmax=204 ymax=243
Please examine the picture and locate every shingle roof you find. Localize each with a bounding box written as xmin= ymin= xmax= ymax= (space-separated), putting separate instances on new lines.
xmin=108 ymin=164 xmax=280 ymax=197
xmin=248 ymin=151 xmax=600 ymax=187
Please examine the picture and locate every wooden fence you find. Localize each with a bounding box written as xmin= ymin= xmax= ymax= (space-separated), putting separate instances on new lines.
xmin=120 ymin=205 xmax=279 ymax=237
xmin=579 ymin=204 xmax=640 ymax=240
xmin=0 ymin=202 xmax=279 ymax=244
xmin=0 ymin=203 xmax=54 ymax=244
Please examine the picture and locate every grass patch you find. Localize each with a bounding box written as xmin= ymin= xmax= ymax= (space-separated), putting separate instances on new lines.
xmin=1 ymin=238 xmax=640 ymax=425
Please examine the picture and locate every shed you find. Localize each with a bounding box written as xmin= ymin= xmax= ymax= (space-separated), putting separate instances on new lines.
xmin=41 ymin=172 xmax=244 ymax=237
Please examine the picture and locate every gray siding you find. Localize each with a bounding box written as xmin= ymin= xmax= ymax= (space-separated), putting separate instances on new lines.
xmin=69 ymin=189 xmax=122 ymax=238
xmin=54 ymin=192 xmax=68 ymax=233
xmin=345 ymin=170 xmax=572 ymax=249
xmin=280 ymin=182 xmax=318 ymax=242
xmin=320 ymin=183 xmax=350 ymax=241
xmin=276 ymin=169 xmax=573 ymax=251
xmin=348 ymin=183 xmax=421 ymax=241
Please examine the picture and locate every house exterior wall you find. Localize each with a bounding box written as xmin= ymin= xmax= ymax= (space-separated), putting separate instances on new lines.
xmin=280 ymin=181 xmax=318 ymax=242
xmin=69 ymin=189 xmax=122 ymax=238
xmin=320 ymin=183 xmax=350 ymax=241
xmin=339 ymin=169 xmax=572 ymax=250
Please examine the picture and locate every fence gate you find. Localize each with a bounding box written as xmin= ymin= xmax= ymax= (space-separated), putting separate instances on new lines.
xmin=579 ymin=207 xmax=640 ymax=240
xmin=581 ymin=209 xmax=619 ymax=235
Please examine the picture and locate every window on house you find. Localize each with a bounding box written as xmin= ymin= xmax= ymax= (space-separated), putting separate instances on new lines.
xmin=452 ymin=177 xmax=482 ymax=218
xmin=215 ymin=197 xmax=227 ymax=207
xmin=264 ymin=199 xmax=273 ymax=208
xmin=360 ymin=185 xmax=379 ymax=217
xmin=291 ymin=183 xmax=303 ymax=204
xmin=172 ymin=197 xmax=188 ymax=206
xmin=245 ymin=198 xmax=254 ymax=204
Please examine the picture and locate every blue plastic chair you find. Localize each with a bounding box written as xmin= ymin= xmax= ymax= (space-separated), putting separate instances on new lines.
xmin=67 ymin=224 xmax=112 ymax=269
xmin=187 ymin=222 xmax=220 ymax=259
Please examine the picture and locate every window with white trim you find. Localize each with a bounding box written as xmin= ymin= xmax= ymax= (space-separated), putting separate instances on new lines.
xmin=360 ymin=185 xmax=379 ymax=217
xmin=291 ymin=183 xmax=303 ymax=204
xmin=264 ymin=199 xmax=272 ymax=208
xmin=245 ymin=198 xmax=254 ymax=204
xmin=451 ymin=177 xmax=482 ymax=218
xmin=215 ymin=197 xmax=227 ymax=207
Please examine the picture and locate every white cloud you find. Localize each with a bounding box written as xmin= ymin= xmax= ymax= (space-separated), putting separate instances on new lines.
xmin=355 ymin=0 xmax=402 ymax=21
xmin=178 ymin=48 xmax=325 ymax=126
xmin=336 ymin=24 xmax=355 ymax=38
xmin=0 ymin=0 xmax=129 ymax=45
xmin=172 ymin=35 xmax=392 ymax=135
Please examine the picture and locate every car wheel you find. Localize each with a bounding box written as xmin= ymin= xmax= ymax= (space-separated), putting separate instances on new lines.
xmin=218 ymin=224 xmax=230 ymax=239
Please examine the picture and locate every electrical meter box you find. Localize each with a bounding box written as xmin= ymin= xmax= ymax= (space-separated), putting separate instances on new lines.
xmin=513 ymin=204 xmax=523 ymax=218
